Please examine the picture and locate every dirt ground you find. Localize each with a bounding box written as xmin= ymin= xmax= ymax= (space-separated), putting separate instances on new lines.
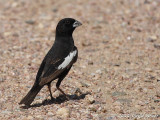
xmin=0 ymin=0 xmax=160 ymax=119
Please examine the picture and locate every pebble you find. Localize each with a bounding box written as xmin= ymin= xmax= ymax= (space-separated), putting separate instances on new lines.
xmin=53 ymin=90 xmax=60 ymax=97
xmin=36 ymin=115 xmax=44 ymax=119
xmin=156 ymin=92 xmax=160 ymax=98
xmin=89 ymin=105 xmax=97 ymax=112
xmin=56 ymin=107 xmax=70 ymax=118
xmin=35 ymin=99 xmax=43 ymax=104
xmin=135 ymin=104 xmax=141 ymax=108
xmin=1 ymin=110 xmax=12 ymax=114
xmin=0 ymin=91 xmax=2 ymax=96
xmin=138 ymin=101 xmax=145 ymax=106
xmin=4 ymin=32 xmax=12 ymax=37
xmin=80 ymin=81 xmax=90 ymax=87
xmin=154 ymin=44 xmax=160 ymax=49
xmin=86 ymin=95 xmax=95 ymax=104
xmin=154 ymin=99 xmax=160 ymax=103
xmin=48 ymin=118 xmax=55 ymax=120
xmin=52 ymin=8 xmax=58 ymax=12
xmin=116 ymin=99 xmax=131 ymax=104
xmin=27 ymin=116 xmax=33 ymax=120
xmin=145 ymin=68 xmax=152 ymax=72
xmin=97 ymin=88 xmax=101 ymax=92
xmin=112 ymin=91 xmax=127 ymax=96
xmin=72 ymin=88 xmax=82 ymax=96
xmin=127 ymin=36 xmax=132 ymax=40
xmin=0 ymin=77 xmax=5 ymax=82
xmin=147 ymin=36 xmax=157 ymax=42
xmin=96 ymin=69 xmax=102 ymax=74
xmin=25 ymin=20 xmax=35 ymax=25
xmin=88 ymin=61 xmax=93 ymax=65
xmin=113 ymin=101 xmax=121 ymax=106
xmin=91 ymin=73 xmax=96 ymax=76
xmin=12 ymin=2 xmax=18 ymax=7
xmin=38 ymin=23 xmax=44 ymax=29
xmin=48 ymin=112 xmax=54 ymax=116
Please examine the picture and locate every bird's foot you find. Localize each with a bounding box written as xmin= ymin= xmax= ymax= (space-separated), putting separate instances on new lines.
xmin=50 ymin=96 xmax=55 ymax=101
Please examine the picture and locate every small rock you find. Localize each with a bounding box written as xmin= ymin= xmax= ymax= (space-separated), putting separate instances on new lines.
xmin=35 ymin=99 xmax=43 ymax=104
xmin=96 ymin=69 xmax=102 ymax=74
xmin=157 ymin=79 xmax=160 ymax=82
xmin=1 ymin=110 xmax=12 ymax=114
xmin=114 ymin=64 xmax=120 ymax=67
xmin=125 ymin=61 xmax=130 ymax=64
xmin=52 ymin=8 xmax=58 ymax=12
xmin=103 ymin=35 xmax=109 ymax=40
xmin=113 ymin=101 xmax=121 ymax=106
xmin=91 ymin=73 xmax=96 ymax=76
xmin=143 ymin=88 xmax=148 ymax=93
xmin=4 ymin=32 xmax=12 ymax=37
xmin=145 ymin=68 xmax=152 ymax=72
xmin=135 ymin=104 xmax=140 ymax=108
xmin=12 ymin=33 xmax=19 ymax=37
xmin=101 ymin=107 xmax=107 ymax=113
xmin=38 ymin=23 xmax=44 ymax=29
xmin=112 ymin=91 xmax=127 ymax=96
xmin=0 ymin=77 xmax=5 ymax=82
xmin=97 ymin=88 xmax=101 ymax=92
xmin=25 ymin=20 xmax=35 ymax=25
xmin=27 ymin=116 xmax=33 ymax=120
xmin=127 ymin=36 xmax=132 ymax=40
xmin=116 ymin=99 xmax=131 ymax=104
xmin=144 ymin=0 xmax=152 ymax=4
xmin=88 ymin=61 xmax=93 ymax=65
xmin=73 ymin=88 xmax=82 ymax=95
xmin=144 ymin=80 xmax=152 ymax=82
xmin=36 ymin=115 xmax=43 ymax=119
xmin=138 ymin=101 xmax=145 ymax=106
xmin=86 ymin=95 xmax=95 ymax=104
xmin=147 ymin=36 xmax=157 ymax=42
xmin=154 ymin=99 xmax=160 ymax=103
xmin=48 ymin=112 xmax=54 ymax=116
xmin=48 ymin=118 xmax=54 ymax=120
xmin=0 ymin=91 xmax=2 ymax=96
xmin=89 ymin=105 xmax=97 ymax=112
xmin=106 ymin=116 xmax=115 ymax=120
xmin=156 ymin=92 xmax=160 ymax=98
xmin=53 ymin=90 xmax=60 ymax=97
xmin=12 ymin=2 xmax=18 ymax=7
xmin=56 ymin=107 xmax=70 ymax=118
xmin=154 ymin=44 xmax=160 ymax=49
xmin=80 ymin=81 xmax=90 ymax=87
xmin=82 ymin=41 xmax=91 ymax=47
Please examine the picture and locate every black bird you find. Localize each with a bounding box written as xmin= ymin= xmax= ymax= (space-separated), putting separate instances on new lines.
xmin=19 ymin=18 xmax=82 ymax=106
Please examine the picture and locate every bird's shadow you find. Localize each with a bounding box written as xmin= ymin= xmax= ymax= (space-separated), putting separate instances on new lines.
xmin=21 ymin=92 xmax=90 ymax=109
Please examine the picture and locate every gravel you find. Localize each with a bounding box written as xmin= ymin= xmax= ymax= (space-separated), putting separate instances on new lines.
xmin=0 ymin=0 xmax=160 ymax=119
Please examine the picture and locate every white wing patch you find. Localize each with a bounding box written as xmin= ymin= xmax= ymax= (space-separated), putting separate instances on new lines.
xmin=58 ymin=50 xmax=77 ymax=69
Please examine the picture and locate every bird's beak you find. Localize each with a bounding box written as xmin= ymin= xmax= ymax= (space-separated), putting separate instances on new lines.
xmin=73 ymin=20 xmax=82 ymax=28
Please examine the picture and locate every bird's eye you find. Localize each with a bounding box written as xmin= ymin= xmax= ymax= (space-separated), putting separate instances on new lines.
xmin=65 ymin=20 xmax=70 ymax=24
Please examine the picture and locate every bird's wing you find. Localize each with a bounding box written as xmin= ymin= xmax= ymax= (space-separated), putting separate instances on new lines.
xmin=36 ymin=47 xmax=77 ymax=86
xmin=35 ymin=59 xmax=46 ymax=81
xmin=36 ymin=56 xmax=64 ymax=86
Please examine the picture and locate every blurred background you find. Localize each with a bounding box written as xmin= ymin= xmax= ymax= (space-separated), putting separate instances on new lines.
xmin=0 ymin=0 xmax=160 ymax=119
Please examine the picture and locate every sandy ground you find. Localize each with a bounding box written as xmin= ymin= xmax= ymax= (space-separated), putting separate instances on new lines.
xmin=0 ymin=0 xmax=160 ymax=119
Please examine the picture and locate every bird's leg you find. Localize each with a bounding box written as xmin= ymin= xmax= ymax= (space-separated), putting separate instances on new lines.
xmin=47 ymin=83 xmax=54 ymax=100
xmin=56 ymin=78 xmax=69 ymax=100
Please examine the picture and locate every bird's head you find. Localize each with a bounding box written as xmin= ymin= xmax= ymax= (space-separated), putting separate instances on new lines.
xmin=56 ymin=18 xmax=82 ymax=36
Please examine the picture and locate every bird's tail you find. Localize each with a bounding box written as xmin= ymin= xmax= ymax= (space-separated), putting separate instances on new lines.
xmin=19 ymin=84 xmax=42 ymax=106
